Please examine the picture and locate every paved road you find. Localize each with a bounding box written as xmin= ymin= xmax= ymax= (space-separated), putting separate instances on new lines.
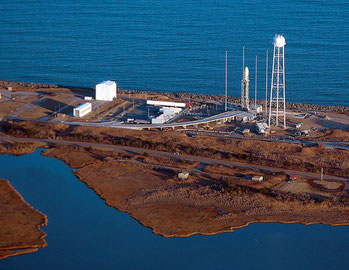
xmin=62 ymin=110 xmax=254 ymax=130
xmin=1 ymin=135 xmax=348 ymax=190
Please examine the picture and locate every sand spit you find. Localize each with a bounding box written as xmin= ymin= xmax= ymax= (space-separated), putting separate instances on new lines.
xmin=0 ymin=179 xmax=47 ymax=260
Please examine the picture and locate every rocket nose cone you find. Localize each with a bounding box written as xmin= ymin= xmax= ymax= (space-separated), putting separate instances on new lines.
xmin=244 ymin=67 xmax=249 ymax=79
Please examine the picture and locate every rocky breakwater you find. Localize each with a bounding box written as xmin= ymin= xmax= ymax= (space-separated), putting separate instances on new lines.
xmin=0 ymin=80 xmax=348 ymax=113
xmin=119 ymin=89 xmax=349 ymax=113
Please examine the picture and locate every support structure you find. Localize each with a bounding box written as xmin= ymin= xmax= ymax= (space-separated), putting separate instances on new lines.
xmin=268 ymin=35 xmax=286 ymax=128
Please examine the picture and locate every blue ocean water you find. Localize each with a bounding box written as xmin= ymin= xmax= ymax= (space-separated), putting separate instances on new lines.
xmin=0 ymin=0 xmax=348 ymax=106
xmin=1 ymin=150 xmax=349 ymax=270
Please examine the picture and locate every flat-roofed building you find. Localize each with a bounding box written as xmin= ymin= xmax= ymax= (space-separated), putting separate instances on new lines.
xmin=146 ymin=100 xmax=186 ymax=108
xmin=73 ymin=102 xmax=92 ymax=118
xmin=95 ymin=80 xmax=117 ymax=101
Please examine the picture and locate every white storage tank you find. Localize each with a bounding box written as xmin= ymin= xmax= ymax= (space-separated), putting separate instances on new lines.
xmin=73 ymin=102 xmax=92 ymax=118
xmin=95 ymin=80 xmax=117 ymax=101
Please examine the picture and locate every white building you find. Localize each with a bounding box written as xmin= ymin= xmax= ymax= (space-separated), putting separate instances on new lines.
xmin=95 ymin=80 xmax=117 ymax=101
xmin=151 ymin=114 xmax=166 ymax=124
xmin=252 ymin=175 xmax=264 ymax=182
xmin=147 ymin=100 xmax=186 ymax=108
xmin=73 ymin=102 xmax=92 ymax=118
xmin=178 ymin=171 xmax=189 ymax=180
xmin=151 ymin=106 xmax=182 ymax=124
xmin=251 ymin=104 xmax=263 ymax=114
xmin=256 ymin=122 xmax=269 ymax=134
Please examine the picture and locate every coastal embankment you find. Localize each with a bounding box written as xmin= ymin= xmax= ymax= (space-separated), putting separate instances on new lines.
xmin=1 ymin=80 xmax=348 ymax=114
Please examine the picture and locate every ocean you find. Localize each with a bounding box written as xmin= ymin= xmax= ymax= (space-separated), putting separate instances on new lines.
xmin=0 ymin=0 xmax=348 ymax=106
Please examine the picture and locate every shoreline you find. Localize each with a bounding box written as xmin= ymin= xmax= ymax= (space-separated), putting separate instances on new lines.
xmin=1 ymin=80 xmax=348 ymax=113
xmin=41 ymin=145 xmax=349 ymax=238
xmin=0 ymin=141 xmax=349 ymax=241
xmin=0 ymin=178 xmax=47 ymax=260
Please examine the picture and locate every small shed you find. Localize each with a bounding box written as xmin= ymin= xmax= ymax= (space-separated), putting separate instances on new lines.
xmin=73 ymin=102 xmax=92 ymax=118
xmin=178 ymin=171 xmax=189 ymax=180
xmin=252 ymin=175 xmax=264 ymax=182
xmin=242 ymin=129 xmax=250 ymax=135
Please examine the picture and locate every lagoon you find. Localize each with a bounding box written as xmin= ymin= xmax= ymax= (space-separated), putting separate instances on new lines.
xmin=1 ymin=149 xmax=349 ymax=269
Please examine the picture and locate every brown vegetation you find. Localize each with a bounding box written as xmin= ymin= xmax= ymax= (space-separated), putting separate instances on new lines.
xmin=0 ymin=141 xmax=45 ymax=156
xmin=3 ymin=120 xmax=349 ymax=177
xmin=42 ymin=147 xmax=349 ymax=237
xmin=0 ymin=179 xmax=47 ymax=260
xmin=308 ymin=178 xmax=344 ymax=192
xmin=315 ymin=129 xmax=349 ymax=142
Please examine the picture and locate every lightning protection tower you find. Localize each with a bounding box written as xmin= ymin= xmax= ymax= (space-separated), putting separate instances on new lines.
xmin=268 ymin=34 xmax=286 ymax=128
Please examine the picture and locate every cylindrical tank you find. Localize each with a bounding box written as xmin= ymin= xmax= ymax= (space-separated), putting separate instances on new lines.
xmin=273 ymin=35 xmax=286 ymax=48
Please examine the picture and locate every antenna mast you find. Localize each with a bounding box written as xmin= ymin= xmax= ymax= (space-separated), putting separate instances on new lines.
xmin=255 ymin=55 xmax=258 ymax=114
xmin=225 ymin=50 xmax=228 ymax=111
xmin=265 ymin=49 xmax=268 ymax=115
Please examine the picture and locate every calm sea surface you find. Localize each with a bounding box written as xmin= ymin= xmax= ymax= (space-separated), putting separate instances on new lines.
xmin=0 ymin=0 xmax=348 ymax=106
xmin=1 ymin=150 xmax=349 ymax=269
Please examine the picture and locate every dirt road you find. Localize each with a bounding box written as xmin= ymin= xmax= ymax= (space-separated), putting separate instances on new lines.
xmin=1 ymin=135 xmax=348 ymax=190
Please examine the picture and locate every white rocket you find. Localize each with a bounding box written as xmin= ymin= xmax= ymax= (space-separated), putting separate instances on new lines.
xmin=241 ymin=66 xmax=250 ymax=110
xmin=244 ymin=66 xmax=249 ymax=80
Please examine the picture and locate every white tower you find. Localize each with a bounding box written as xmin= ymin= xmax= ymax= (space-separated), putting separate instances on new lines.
xmin=268 ymin=35 xmax=286 ymax=128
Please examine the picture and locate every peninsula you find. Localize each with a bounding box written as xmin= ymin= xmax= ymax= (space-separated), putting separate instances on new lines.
xmin=0 ymin=80 xmax=348 ymax=258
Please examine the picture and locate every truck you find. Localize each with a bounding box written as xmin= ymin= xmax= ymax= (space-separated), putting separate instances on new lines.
xmin=203 ymin=125 xmax=213 ymax=130
xmin=287 ymin=174 xmax=299 ymax=182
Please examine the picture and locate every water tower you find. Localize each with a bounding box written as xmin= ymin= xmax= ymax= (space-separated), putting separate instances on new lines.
xmin=268 ymin=34 xmax=286 ymax=128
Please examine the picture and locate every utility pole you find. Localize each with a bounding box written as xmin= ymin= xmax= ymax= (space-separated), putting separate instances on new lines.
xmin=255 ymin=55 xmax=258 ymax=115
xmin=321 ymin=167 xmax=324 ymax=181
xmin=225 ymin=50 xmax=228 ymax=111
xmin=265 ymin=49 xmax=268 ymax=115
xmin=242 ymin=47 xmax=245 ymax=78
